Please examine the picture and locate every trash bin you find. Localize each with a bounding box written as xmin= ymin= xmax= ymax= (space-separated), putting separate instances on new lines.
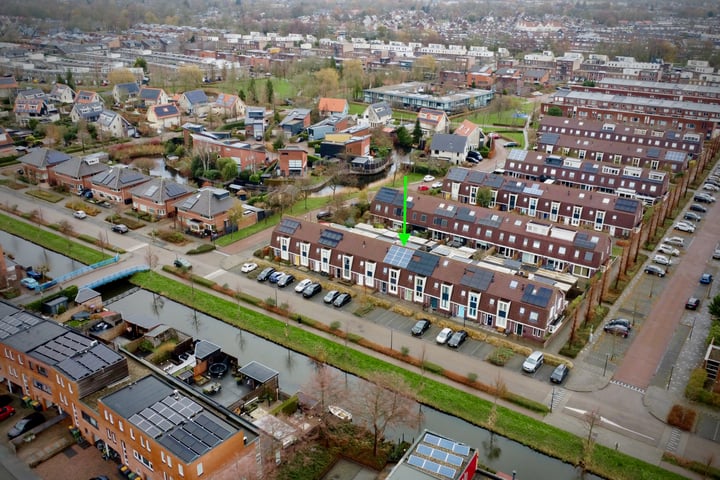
xmin=21 ymin=396 xmax=32 ymax=408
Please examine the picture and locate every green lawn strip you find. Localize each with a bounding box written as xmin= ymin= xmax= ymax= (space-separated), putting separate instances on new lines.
xmin=0 ymin=212 xmax=111 ymax=264
xmin=25 ymin=189 xmax=64 ymax=203
xmin=215 ymin=196 xmax=330 ymax=247
xmin=130 ymin=271 xmax=685 ymax=480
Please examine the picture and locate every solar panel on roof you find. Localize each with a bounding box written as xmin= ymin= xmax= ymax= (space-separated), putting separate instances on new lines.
xmin=446 ymin=453 xmax=463 ymax=466
xmin=664 ymin=150 xmax=685 ymax=163
xmin=277 ymin=218 xmax=301 ymax=235
xmin=181 ymin=195 xmax=200 ymax=209
xmin=522 ymin=285 xmax=553 ymax=307
xmin=615 ymin=197 xmax=640 ymax=213
xmin=374 ymin=187 xmax=398 ymax=204
xmin=416 ymin=444 xmax=433 ymax=456
xmin=319 ymin=229 xmax=344 ymax=248
xmin=439 ymin=465 xmax=457 ymax=478
xmin=424 ymin=433 xmax=441 ymax=445
xmin=439 ymin=438 xmax=455 ymax=450
xmin=384 ymin=245 xmax=413 ymax=268
xmin=166 ymin=183 xmax=187 ymax=197
xmin=446 ymin=168 xmax=468 ymax=182
xmin=408 ymin=455 xmax=424 ymax=468
xmin=144 ymin=185 xmax=159 ymax=197
xmin=647 ymin=147 xmax=661 ymax=158
xmin=460 ymin=268 xmax=493 ymax=292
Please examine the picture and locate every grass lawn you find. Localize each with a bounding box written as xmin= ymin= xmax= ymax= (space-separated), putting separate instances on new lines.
xmin=25 ymin=189 xmax=65 ymax=203
xmin=215 ymin=195 xmax=331 ymax=247
xmin=130 ymin=271 xmax=687 ymax=480
xmin=0 ymin=212 xmax=112 ymax=264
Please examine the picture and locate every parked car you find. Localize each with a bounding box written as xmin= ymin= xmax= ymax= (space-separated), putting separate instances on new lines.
xmin=316 ymin=210 xmax=333 ymax=221
xmin=323 ymin=290 xmax=340 ymax=304
xmin=685 ymin=297 xmax=701 ymax=310
xmin=333 ymin=293 xmax=352 ymax=308
xmin=674 ymin=222 xmax=695 ymax=233
xmin=435 ymin=327 xmax=453 ymax=345
xmin=689 ymin=203 xmax=708 ymax=213
xmin=605 ymin=318 xmax=633 ymax=331
xmin=423 ymin=175 xmax=436 ymax=182
xmin=256 ymin=267 xmax=275 ymax=282
xmin=603 ymin=324 xmax=630 ymax=338
xmin=700 ymin=273 xmax=713 ymax=284
xmin=657 ymin=244 xmax=680 ymax=257
xmin=173 ymin=257 xmax=192 ymax=269
xmin=662 ymin=237 xmax=685 ymax=247
xmin=694 ymin=193 xmax=716 ymax=203
xmin=714 ymin=243 xmax=720 ymax=260
xmin=652 ymin=254 xmax=672 ymax=266
xmin=73 ymin=210 xmax=87 ymax=219
xmin=277 ymin=273 xmax=295 ymax=288
xmin=431 ymin=181 xmax=444 ymax=189
xmin=504 ymin=141 xmax=519 ymax=147
xmin=644 ymin=265 xmax=666 ymax=277
xmin=550 ymin=364 xmax=569 ymax=384
xmin=411 ymin=319 xmax=431 ymax=336
xmin=89 ymin=321 xmax=112 ymax=333
xmin=522 ymin=351 xmax=544 ymax=373
xmin=111 ymin=224 xmax=128 ymax=234
xmin=0 ymin=405 xmax=15 ymax=421
xmin=465 ymin=156 xmax=481 ymax=164
xmin=702 ymin=183 xmax=720 ymax=192
xmin=268 ymin=271 xmax=284 ymax=283
xmin=294 ymin=278 xmax=313 ymax=293
xmin=20 ymin=278 xmax=39 ymax=290
xmin=7 ymin=411 xmax=44 ymax=439
xmin=418 ymin=185 xmax=430 ymax=191
xmin=302 ymin=283 xmax=322 ymax=299
xmin=241 ymin=262 xmax=258 ymax=273
xmin=683 ymin=212 xmax=703 ymax=223
xmin=447 ymin=330 xmax=468 ymax=348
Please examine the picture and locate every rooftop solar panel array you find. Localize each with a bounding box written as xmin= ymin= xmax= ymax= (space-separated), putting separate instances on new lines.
xmin=318 ymin=229 xmax=344 ymax=248
xmin=664 ymin=150 xmax=686 ymax=163
xmin=508 ymin=149 xmax=528 ymax=161
xmin=446 ymin=168 xmax=469 ymax=182
xmin=166 ymin=183 xmax=188 ymax=197
xmin=0 ymin=311 xmax=40 ymax=339
xmin=407 ymin=251 xmax=439 ymax=277
xmin=384 ymin=245 xmax=413 ymax=269
xmin=521 ymin=284 xmax=553 ymax=307
xmin=374 ymin=187 xmax=399 ymax=205
xmin=405 ymin=432 xmax=474 ymax=479
xmin=573 ymin=232 xmax=598 ymax=249
xmin=277 ymin=218 xmax=301 ymax=236
xmin=460 ymin=267 xmax=493 ymax=292
xmin=615 ymin=197 xmax=640 ymax=213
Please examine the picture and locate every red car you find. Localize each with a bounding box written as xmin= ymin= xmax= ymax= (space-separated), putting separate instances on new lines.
xmin=418 ymin=185 xmax=430 ymax=191
xmin=0 ymin=405 xmax=15 ymax=421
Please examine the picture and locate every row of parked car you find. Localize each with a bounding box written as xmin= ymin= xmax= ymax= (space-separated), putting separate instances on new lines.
xmin=247 ymin=263 xmax=353 ymax=308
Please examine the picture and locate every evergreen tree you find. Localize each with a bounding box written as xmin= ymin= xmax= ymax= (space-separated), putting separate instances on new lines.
xmin=412 ymin=118 xmax=423 ymax=145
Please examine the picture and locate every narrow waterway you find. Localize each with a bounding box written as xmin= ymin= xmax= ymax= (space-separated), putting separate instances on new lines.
xmin=0 ymin=230 xmax=80 ymax=279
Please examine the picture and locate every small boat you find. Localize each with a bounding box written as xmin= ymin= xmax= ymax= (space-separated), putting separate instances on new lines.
xmin=328 ymin=405 xmax=352 ymax=422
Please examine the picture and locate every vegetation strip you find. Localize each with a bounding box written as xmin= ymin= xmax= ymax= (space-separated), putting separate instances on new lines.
xmin=0 ymin=211 xmax=111 ymax=265
xmin=130 ymin=271 xmax=685 ymax=480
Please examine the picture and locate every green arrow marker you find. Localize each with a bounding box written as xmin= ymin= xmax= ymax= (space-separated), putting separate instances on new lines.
xmin=399 ymin=175 xmax=410 ymax=246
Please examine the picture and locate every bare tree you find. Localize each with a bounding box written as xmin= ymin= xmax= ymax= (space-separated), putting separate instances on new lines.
xmin=144 ymin=244 xmax=158 ymax=269
xmin=351 ymin=372 xmax=420 ymax=456
xmin=580 ymin=408 xmax=601 ymax=472
xmin=294 ymin=176 xmax=315 ymax=211
xmin=303 ymin=363 xmax=346 ymax=415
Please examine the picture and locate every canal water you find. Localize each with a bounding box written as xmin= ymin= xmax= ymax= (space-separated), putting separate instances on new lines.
xmin=107 ymin=288 xmax=600 ymax=480
xmin=0 ymin=230 xmax=81 ymax=279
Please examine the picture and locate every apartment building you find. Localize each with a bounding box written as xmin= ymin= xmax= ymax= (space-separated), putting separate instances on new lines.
xmin=503 ymin=149 xmax=669 ymax=205
xmin=440 ymin=167 xmax=643 ymax=238
xmin=270 ymin=218 xmax=567 ymax=340
xmin=542 ymin=90 xmax=720 ymax=139
xmin=538 ymin=116 xmax=702 ymax=170
xmin=370 ymin=187 xmax=611 ymax=278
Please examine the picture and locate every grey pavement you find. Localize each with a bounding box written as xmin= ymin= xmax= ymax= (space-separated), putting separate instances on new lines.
xmin=2 ymin=175 xmax=719 ymax=479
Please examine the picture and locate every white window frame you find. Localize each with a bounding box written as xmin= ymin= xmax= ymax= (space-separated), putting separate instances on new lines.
xmin=388 ymin=268 xmax=399 ymax=295
xmin=440 ymin=284 xmax=453 ymax=310
xmin=365 ymin=261 xmax=375 ymax=287
xmin=467 ymin=292 xmax=479 ymax=319
xmin=496 ymin=300 xmax=510 ymax=329
xmin=299 ymin=242 xmax=310 ymax=267
xmin=342 ymin=255 xmax=353 ymax=280
xmin=414 ymin=276 xmax=425 ymax=303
